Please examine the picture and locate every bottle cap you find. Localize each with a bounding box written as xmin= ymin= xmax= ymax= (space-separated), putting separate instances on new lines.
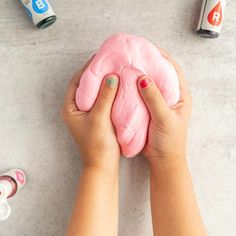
xmin=0 ymin=196 xmax=11 ymax=221
xmin=0 ymin=179 xmax=13 ymax=221
xmin=1 ymin=169 xmax=26 ymax=191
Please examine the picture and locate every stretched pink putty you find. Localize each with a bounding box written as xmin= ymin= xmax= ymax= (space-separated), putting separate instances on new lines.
xmin=76 ymin=33 xmax=180 ymax=158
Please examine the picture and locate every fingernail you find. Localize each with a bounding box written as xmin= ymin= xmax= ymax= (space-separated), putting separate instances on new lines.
xmin=106 ymin=75 xmax=118 ymax=88
xmin=140 ymin=77 xmax=151 ymax=89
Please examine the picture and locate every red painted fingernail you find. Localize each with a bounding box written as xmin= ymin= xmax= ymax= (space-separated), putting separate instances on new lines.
xmin=140 ymin=78 xmax=151 ymax=89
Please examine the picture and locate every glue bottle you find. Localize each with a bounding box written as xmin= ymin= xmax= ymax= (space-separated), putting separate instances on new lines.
xmin=197 ymin=0 xmax=226 ymax=38
xmin=0 ymin=169 xmax=26 ymax=221
xmin=20 ymin=0 xmax=57 ymax=29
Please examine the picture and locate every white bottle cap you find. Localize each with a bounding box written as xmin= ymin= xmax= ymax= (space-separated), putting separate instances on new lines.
xmin=0 ymin=169 xmax=27 ymax=221
xmin=0 ymin=181 xmax=11 ymax=220
xmin=0 ymin=179 xmax=13 ymax=221
xmin=0 ymin=197 xmax=11 ymax=221
xmin=0 ymin=180 xmax=13 ymax=197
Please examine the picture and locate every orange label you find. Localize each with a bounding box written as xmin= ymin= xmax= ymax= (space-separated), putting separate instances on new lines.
xmin=208 ymin=2 xmax=222 ymax=26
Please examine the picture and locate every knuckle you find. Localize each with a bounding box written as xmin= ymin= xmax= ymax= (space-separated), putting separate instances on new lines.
xmin=60 ymin=107 xmax=72 ymax=123
xmin=99 ymin=88 xmax=114 ymax=102
xmin=145 ymin=90 xmax=162 ymax=105
xmin=152 ymin=109 xmax=171 ymax=125
xmin=100 ymin=92 xmax=112 ymax=101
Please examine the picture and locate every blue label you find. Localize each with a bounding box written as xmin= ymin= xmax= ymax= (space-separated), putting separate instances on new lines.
xmin=32 ymin=0 xmax=49 ymax=14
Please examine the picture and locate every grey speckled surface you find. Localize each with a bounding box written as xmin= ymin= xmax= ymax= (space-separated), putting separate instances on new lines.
xmin=0 ymin=0 xmax=236 ymax=235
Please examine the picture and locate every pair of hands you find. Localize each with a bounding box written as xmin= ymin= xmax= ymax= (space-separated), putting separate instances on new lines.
xmin=61 ymin=48 xmax=192 ymax=169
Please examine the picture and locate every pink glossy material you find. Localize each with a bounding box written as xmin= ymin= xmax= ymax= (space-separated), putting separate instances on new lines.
xmin=76 ymin=33 xmax=180 ymax=157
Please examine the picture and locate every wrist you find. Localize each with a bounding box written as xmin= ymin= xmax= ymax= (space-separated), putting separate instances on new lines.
xmin=81 ymin=165 xmax=119 ymax=188
xmin=148 ymin=156 xmax=192 ymax=196
xmin=148 ymin=154 xmax=188 ymax=173
xmin=82 ymin=164 xmax=119 ymax=177
xmin=81 ymin=151 xmax=120 ymax=171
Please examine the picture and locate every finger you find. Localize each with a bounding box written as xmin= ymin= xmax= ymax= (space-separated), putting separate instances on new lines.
xmin=157 ymin=46 xmax=189 ymax=102
xmin=137 ymin=75 xmax=169 ymax=121
xmin=91 ymin=74 xmax=119 ymax=118
xmin=64 ymin=54 xmax=95 ymax=112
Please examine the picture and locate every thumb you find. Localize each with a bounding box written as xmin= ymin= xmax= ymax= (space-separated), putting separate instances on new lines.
xmin=138 ymin=75 xmax=169 ymax=121
xmin=91 ymin=74 xmax=119 ymax=117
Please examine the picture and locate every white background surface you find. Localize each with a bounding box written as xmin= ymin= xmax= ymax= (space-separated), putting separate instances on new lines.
xmin=0 ymin=0 xmax=236 ymax=235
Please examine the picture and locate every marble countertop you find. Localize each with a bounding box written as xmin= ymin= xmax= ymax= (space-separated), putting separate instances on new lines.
xmin=0 ymin=0 xmax=236 ymax=235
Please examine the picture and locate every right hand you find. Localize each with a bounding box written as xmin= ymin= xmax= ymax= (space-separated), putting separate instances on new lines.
xmin=61 ymin=56 xmax=121 ymax=170
xmin=137 ymin=48 xmax=192 ymax=165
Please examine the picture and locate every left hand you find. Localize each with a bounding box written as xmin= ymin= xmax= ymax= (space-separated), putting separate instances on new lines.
xmin=61 ymin=56 xmax=121 ymax=170
xmin=137 ymin=47 xmax=192 ymax=166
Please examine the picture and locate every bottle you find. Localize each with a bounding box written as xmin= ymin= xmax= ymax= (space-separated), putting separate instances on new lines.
xmin=0 ymin=169 xmax=26 ymax=221
xmin=20 ymin=0 xmax=57 ymax=29
xmin=197 ymin=0 xmax=226 ymax=38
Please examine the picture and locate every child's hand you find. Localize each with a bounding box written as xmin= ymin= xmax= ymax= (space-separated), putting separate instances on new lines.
xmin=62 ymin=56 xmax=120 ymax=170
xmin=137 ymin=48 xmax=192 ymax=165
